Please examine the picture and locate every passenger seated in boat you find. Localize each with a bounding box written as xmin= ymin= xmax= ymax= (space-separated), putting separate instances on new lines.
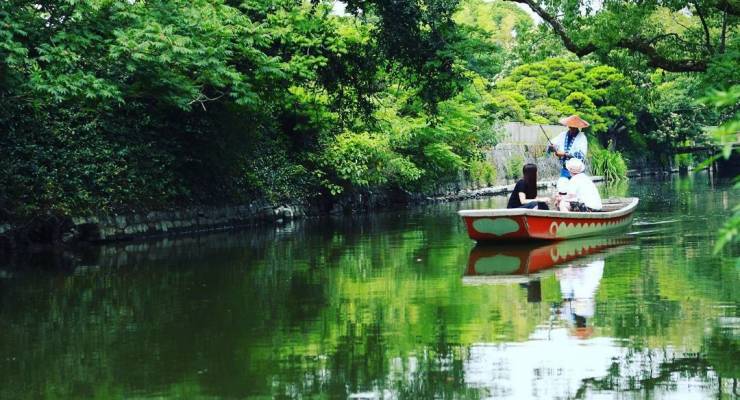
xmin=507 ymin=163 xmax=550 ymax=210
xmin=557 ymin=158 xmax=602 ymax=212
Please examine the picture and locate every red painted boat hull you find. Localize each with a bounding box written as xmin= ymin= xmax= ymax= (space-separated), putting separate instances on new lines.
xmin=459 ymin=198 xmax=638 ymax=242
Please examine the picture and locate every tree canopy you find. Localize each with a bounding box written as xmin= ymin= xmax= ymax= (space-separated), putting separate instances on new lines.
xmin=492 ymin=58 xmax=640 ymax=143
xmin=505 ymin=0 xmax=739 ymax=74
xmin=0 ymin=0 xmax=736 ymax=224
xmin=0 ymin=0 xmax=501 ymax=219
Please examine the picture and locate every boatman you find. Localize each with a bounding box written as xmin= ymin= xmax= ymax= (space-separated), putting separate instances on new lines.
xmin=547 ymin=115 xmax=589 ymax=193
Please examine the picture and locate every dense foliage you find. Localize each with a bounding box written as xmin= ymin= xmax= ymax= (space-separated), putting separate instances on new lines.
xmin=504 ymin=0 xmax=737 ymax=74
xmin=505 ymin=0 xmax=738 ymax=165
xmin=0 ymin=0 xmax=499 ymax=219
xmin=491 ymin=58 xmax=640 ymax=145
xmin=701 ymin=84 xmax=740 ymax=252
xmin=0 ymin=0 xmax=736 ymax=224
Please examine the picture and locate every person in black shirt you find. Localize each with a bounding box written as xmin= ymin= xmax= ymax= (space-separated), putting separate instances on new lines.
xmin=507 ymin=163 xmax=550 ymax=210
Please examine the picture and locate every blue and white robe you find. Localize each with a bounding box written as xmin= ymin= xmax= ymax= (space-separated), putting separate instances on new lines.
xmin=549 ymin=130 xmax=587 ymax=191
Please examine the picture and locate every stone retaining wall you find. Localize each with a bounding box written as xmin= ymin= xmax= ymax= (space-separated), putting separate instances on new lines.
xmin=68 ymin=203 xmax=309 ymax=242
xmin=0 ymin=159 xmax=678 ymax=248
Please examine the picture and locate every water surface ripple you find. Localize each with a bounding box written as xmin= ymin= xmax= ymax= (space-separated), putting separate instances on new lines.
xmin=0 ymin=173 xmax=737 ymax=399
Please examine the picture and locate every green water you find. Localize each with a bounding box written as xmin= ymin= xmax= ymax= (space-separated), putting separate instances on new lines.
xmin=0 ymin=173 xmax=738 ymax=399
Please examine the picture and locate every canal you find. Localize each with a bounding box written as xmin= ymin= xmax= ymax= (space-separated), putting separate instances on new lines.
xmin=0 ymin=173 xmax=737 ymax=399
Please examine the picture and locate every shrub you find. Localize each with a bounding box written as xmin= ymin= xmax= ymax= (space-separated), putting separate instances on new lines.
xmin=321 ymin=132 xmax=391 ymax=191
xmin=590 ymin=146 xmax=627 ymax=181
xmin=320 ymin=131 xmax=424 ymax=195
xmin=469 ymin=159 xmax=497 ymax=186
xmin=491 ymin=92 xmax=528 ymax=121
xmin=674 ymin=154 xmax=693 ymax=170
xmin=505 ymin=156 xmax=525 ymax=180
xmin=247 ymin=151 xmax=315 ymax=203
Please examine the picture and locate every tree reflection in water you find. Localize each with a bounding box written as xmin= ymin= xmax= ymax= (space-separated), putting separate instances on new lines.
xmin=0 ymin=175 xmax=737 ymax=399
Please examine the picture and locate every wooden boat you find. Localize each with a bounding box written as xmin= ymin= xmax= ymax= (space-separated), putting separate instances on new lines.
xmin=463 ymin=236 xmax=632 ymax=285
xmin=459 ymin=197 xmax=638 ymax=242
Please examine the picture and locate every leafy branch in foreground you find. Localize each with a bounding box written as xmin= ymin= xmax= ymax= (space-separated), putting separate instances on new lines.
xmin=700 ymin=85 xmax=740 ymax=253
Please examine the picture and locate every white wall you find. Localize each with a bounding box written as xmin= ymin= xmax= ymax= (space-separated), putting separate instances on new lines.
xmin=500 ymin=122 xmax=564 ymax=145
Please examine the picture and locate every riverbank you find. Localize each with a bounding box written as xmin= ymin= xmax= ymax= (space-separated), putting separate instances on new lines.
xmin=0 ymin=168 xmax=680 ymax=249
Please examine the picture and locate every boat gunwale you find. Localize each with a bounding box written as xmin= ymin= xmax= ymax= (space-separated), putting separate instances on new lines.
xmin=457 ymin=197 xmax=639 ymax=220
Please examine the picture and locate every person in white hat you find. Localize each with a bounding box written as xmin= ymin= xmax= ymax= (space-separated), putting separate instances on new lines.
xmin=548 ymin=114 xmax=589 ymax=193
xmin=557 ymin=158 xmax=602 ymax=212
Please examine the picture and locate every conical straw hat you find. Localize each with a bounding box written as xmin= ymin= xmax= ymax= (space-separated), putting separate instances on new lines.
xmin=559 ymin=115 xmax=590 ymax=128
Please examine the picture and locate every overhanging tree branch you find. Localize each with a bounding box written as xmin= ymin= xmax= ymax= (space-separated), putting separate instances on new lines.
xmin=505 ymin=0 xmax=709 ymax=72
xmin=505 ymin=0 xmax=596 ymax=56
xmin=616 ymin=37 xmax=707 ymax=72
xmin=645 ymin=33 xmax=691 ymax=47
xmin=718 ymin=0 xmax=740 ymax=17
xmin=692 ymin=1 xmax=714 ymax=53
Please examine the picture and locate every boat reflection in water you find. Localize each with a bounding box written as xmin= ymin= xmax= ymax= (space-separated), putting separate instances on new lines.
xmin=464 ymin=235 xmax=631 ymax=283
xmin=466 ymin=237 xmax=632 ymax=323
xmin=464 ymin=236 xmax=632 ymax=335
xmin=462 ymin=237 xmax=636 ymax=398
